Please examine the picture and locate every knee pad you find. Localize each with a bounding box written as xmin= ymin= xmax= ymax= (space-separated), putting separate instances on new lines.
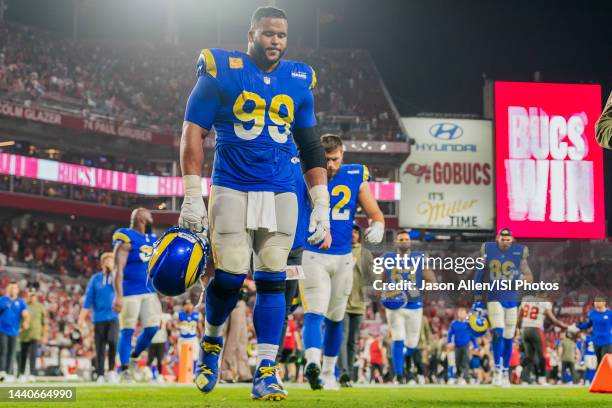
xmin=209 ymin=269 xmax=246 ymax=295
xmin=257 ymin=245 xmax=290 ymax=272
xmin=254 ymin=271 xmax=286 ymax=294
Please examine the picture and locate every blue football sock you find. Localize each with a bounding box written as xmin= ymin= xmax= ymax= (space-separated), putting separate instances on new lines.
xmin=118 ymin=328 xmax=134 ymax=366
xmin=132 ymin=326 xmax=158 ymax=358
xmin=303 ymin=313 xmax=324 ymax=350
xmin=205 ymin=269 xmax=245 ymax=327
xmin=253 ymin=271 xmax=286 ymax=363
xmin=502 ymin=337 xmax=513 ymax=370
xmin=491 ymin=328 xmax=504 ymax=369
xmin=322 ymin=318 xmax=343 ymax=357
xmin=392 ymin=340 xmax=405 ymax=378
xmin=586 ymin=368 xmax=595 ymax=382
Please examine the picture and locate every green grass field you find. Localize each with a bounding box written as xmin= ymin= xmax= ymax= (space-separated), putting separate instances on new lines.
xmin=1 ymin=384 xmax=610 ymax=408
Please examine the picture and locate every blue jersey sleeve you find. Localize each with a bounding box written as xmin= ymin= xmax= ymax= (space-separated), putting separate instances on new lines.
xmin=293 ymin=66 xmax=317 ymax=129
xmin=362 ymin=165 xmax=371 ymax=183
xmin=576 ymin=312 xmax=593 ymax=330
xmin=447 ymin=322 xmax=455 ymax=343
xmin=83 ymin=276 xmax=95 ymax=309
xmin=184 ymin=75 xmax=221 ymax=130
xmin=184 ymin=49 xmax=222 ymax=130
xmin=112 ymin=228 xmax=131 ymax=247
xmin=470 ymin=336 xmax=479 ymax=349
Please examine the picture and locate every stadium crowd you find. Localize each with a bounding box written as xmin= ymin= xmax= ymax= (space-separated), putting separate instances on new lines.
xmin=0 ymin=22 xmax=403 ymax=142
xmin=0 ymin=219 xmax=607 ymax=385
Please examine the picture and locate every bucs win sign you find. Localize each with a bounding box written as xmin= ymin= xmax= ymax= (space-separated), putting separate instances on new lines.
xmin=494 ymin=81 xmax=605 ymax=238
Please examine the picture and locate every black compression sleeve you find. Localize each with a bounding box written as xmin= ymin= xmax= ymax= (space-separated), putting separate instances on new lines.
xmin=293 ymin=127 xmax=326 ymax=172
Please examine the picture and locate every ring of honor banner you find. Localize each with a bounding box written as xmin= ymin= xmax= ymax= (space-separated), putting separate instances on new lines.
xmin=494 ymin=81 xmax=605 ymax=239
xmin=399 ymin=118 xmax=494 ymax=230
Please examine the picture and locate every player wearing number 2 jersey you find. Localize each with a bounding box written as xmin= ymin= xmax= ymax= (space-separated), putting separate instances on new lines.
xmin=179 ymin=7 xmax=330 ymax=401
xmin=519 ymin=294 xmax=567 ymax=385
xmin=301 ymin=134 xmax=385 ymax=391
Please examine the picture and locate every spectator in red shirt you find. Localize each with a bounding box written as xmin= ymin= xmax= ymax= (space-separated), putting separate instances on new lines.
xmin=278 ymin=315 xmax=302 ymax=382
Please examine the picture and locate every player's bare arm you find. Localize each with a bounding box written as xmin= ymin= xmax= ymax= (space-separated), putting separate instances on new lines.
xmin=423 ymin=268 xmax=437 ymax=284
xmin=112 ymin=241 xmax=131 ymax=312
xmin=179 ymin=121 xmax=209 ymax=234
xmin=358 ymin=182 xmax=385 ymax=244
xmin=519 ymin=258 xmax=534 ymax=282
xmin=545 ymin=309 xmax=568 ymax=329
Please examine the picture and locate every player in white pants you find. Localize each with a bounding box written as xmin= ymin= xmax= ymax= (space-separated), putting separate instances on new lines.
xmin=301 ymin=134 xmax=385 ymax=391
xmin=382 ymin=230 xmax=435 ymax=384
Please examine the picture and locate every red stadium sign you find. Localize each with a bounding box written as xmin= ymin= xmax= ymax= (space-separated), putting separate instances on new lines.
xmin=0 ymin=101 xmax=178 ymax=146
xmin=494 ymin=81 xmax=605 ymax=238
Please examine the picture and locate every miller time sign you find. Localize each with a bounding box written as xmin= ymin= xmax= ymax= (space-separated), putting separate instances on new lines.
xmin=399 ymin=118 xmax=494 ymax=230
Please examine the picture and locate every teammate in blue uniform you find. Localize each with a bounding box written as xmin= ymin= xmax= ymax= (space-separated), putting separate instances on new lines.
xmin=177 ymin=299 xmax=203 ymax=372
xmin=381 ymin=229 xmax=436 ymax=384
xmin=276 ymin=144 xmax=310 ymax=364
xmin=571 ymin=296 xmax=612 ymax=368
xmin=301 ymin=134 xmax=385 ymax=390
xmin=112 ymin=208 xmax=160 ymax=382
xmin=580 ymin=335 xmax=597 ymax=384
xmin=178 ymin=7 xmax=330 ymax=400
xmin=473 ymin=228 xmax=533 ymax=387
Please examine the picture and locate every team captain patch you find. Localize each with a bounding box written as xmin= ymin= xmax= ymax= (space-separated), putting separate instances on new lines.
xmin=229 ymin=57 xmax=243 ymax=69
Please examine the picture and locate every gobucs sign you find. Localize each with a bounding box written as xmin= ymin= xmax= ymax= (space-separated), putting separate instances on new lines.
xmin=494 ymin=81 xmax=605 ymax=239
xmin=399 ymin=118 xmax=494 ymax=230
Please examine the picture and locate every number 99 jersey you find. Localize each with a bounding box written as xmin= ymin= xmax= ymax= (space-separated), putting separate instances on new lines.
xmin=184 ymin=48 xmax=317 ymax=193
xmin=305 ymin=164 xmax=371 ymax=255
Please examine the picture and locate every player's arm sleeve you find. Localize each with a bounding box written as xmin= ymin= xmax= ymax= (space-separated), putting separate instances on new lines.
xmin=596 ymin=92 xmax=612 ymax=149
xmin=470 ymin=336 xmax=479 ymax=349
xmin=83 ymin=278 xmax=94 ymax=309
xmin=112 ymin=229 xmax=131 ymax=247
xmin=576 ymin=317 xmax=592 ymax=330
xmin=447 ymin=323 xmax=454 ymax=343
xmin=293 ymin=125 xmax=326 ymax=172
xmin=184 ymin=75 xmax=221 ymax=130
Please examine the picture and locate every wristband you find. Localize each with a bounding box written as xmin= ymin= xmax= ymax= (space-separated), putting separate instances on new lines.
xmin=183 ymin=175 xmax=203 ymax=197
xmin=309 ymin=184 xmax=330 ymax=206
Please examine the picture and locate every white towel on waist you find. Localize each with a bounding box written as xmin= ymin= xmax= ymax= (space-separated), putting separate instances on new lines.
xmin=246 ymin=191 xmax=277 ymax=232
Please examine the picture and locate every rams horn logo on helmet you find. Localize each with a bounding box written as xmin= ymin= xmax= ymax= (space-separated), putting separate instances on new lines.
xmin=147 ymin=226 xmax=210 ymax=297
xmin=467 ymin=313 xmax=489 ymax=338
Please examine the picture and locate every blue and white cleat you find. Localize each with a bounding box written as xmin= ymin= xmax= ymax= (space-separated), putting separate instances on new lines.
xmin=251 ymin=359 xmax=288 ymax=401
xmin=194 ymin=336 xmax=223 ymax=394
xmin=304 ymin=362 xmax=323 ymax=390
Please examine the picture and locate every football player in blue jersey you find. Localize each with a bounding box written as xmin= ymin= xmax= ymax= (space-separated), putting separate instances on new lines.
xmin=381 ymin=229 xmax=436 ymax=385
xmin=176 ymin=299 xmax=203 ymax=372
xmin=472 ymin=228 xmax=533 ymax=387
xmin=580 ymin=334 xmax=598 ymax=385
xmin=111 ymin=208 xmax=161 ymax=382
xmin=178 ymin=7 xmax=330 ymax=400
xmin=301 ymin=134 xmax=385 ymax=391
